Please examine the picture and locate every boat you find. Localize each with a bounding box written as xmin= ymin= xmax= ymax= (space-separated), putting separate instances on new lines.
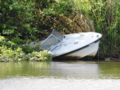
xmin=41 ymin=29 xmax=102 ymax=59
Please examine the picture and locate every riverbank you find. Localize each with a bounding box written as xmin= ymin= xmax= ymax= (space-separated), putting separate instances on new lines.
xmin=0 ymin=0 xmax=119 ymax=61
xmin=1 ymin=35 xmax=120 ymax=62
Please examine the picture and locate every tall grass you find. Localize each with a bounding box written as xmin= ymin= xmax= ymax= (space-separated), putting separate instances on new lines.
xmin=89 ymin=0 xmax=120 ymax=57
xmin=74 ymin=0 xmax=120 ymax=57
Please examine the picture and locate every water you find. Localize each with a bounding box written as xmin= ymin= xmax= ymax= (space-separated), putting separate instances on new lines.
xmin=0 ymin=61 xmax=120 ymax=90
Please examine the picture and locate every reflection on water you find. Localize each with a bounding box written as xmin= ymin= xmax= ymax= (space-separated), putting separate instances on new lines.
xmin=99 ymin=62 xmax=120 ymax=79
xmin=0 ymin=61 xmax=51 ymax=79
xmin=50 ymin=61 xmax=100 ymax=79
xmin=0 ymin=61 xmax=120 ymax=79
xmin=1 ymin=61 xmax=120 ymax=90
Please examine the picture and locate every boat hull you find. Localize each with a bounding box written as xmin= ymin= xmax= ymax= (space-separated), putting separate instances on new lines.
xmin=53 ymin=40 xmax=100 ymax=60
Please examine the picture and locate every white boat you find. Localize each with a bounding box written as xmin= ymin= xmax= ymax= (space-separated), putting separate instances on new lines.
xmin=41 ymin=30 xmax=102 ymax=59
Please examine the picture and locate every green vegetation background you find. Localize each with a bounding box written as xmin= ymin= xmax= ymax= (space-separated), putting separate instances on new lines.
xmin=0 ymin=0 xmax=120 ymax=61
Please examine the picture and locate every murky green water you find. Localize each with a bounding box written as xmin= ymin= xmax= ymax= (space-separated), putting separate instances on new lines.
xmin=0 ymin=61 xmax=120 ymax=90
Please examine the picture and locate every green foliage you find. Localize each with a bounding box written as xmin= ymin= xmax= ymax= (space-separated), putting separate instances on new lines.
xmin=88 ymin=0 xmax=120 ymax=57
xmin=35 ymin=0 xmax=55 ymax=9
xmin=0 ymin=0 xmax=120 ymax=59
xmin=0 ymin=0 xmax=38 ymax=40
xmin=74 ymin=0 xmax=120 ymax=57
xmin=21 ymin=44 xmax=39 ymax=54
xmin=27 ymin=50 xmax=52 ymax=61
xmin=0 ymin=36 xmax=52 ymax=62
xmin=43 ymin=0 xmax=74 ymax=16
xmin=74 ymin=0 xmax=91 ymax=14
xmin=0 ymin=36 xmax=25 ymax=61
xmin=0 ymin=0 xmax=75 ymax=39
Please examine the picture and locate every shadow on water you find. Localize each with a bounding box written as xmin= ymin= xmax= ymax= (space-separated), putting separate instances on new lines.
xmin=0 ymin=60 xmax=120 ymax=79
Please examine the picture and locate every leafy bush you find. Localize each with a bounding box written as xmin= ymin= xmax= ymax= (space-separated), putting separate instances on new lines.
xmin=0 ymin=36 xmax=25 ymax=61
xmin=27 ymin=50 xmax=52 ymax=61
xmin=0 ymin=0 xmax=38 ymax=40
xmin=43 ymin=0 xmax=74 ymax=16
xmin=33 ymin=0 xmax=75 ymax=34
xmin=0 ymin=36 xmax=52 ymax=62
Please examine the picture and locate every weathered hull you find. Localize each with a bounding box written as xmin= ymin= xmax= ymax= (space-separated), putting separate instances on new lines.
xmin=53 ymin=40 xmax=100 ymax=60
xmin=66 ymin=41 xmax=99 ymax=58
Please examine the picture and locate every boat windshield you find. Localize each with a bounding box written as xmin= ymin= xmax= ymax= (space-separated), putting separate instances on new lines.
xmin=41 ymin=30 xmax=63 ymax=51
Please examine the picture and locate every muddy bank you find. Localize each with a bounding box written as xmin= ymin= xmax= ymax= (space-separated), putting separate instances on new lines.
xmin=52 ymin=53 xmax=120 ymax=62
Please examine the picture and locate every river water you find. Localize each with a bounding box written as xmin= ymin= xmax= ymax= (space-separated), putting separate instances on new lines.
xmin=0 ymin=60 xmax=120 ymax=90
